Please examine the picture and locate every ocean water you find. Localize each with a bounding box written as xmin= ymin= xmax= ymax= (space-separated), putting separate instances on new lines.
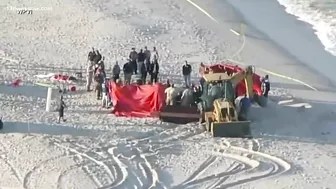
xmin=277 ymin=0 xmax=336 ymax=56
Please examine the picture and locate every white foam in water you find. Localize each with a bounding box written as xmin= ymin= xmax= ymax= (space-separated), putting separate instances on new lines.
xmin=277 ymin=0 xmax=336 ymax=56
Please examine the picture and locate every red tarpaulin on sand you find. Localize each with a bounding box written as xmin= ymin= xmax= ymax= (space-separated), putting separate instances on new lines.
xmin=108 ymin=82 xmax=166 ymax=117
xmin=205 ymin=64 xmax=263 ymax=96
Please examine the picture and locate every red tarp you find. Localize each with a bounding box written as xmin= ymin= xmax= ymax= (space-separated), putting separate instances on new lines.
xmin=205 ymin=64 xmax=263 ymax=96
xmin=109 ymin=82 xmax=166 ymax=117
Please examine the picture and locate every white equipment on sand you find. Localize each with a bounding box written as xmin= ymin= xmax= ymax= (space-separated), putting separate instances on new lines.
xmin=46 ymin=87 xmax=53 ymax=112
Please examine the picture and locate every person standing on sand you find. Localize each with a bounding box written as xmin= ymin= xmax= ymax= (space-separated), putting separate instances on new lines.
xmin=165 ymin=84 xmax=178 ymax=105
xmin=86 ymin=62 xmax=95 ymax=91
xmin=88 ymin=47 xmax=96 ymax=63
xmin=182 ymin=61 xmax=192 ymax=87
xmin=93 ymin=50 xmax=102 ymax=64
xmin=101 ymin=78 xmax=108 ymax=108
xmin=144 ymin=46 xmax=151 ymax=64
xmin=112 ymin=61 xmax=121 ymax=82
xmin=150 ymin=47 xmax=159 ymax=63
xmin=261 ymin=75 xmax=270 ymax=98
xmin=123 ymin=60 xmax=133 ymax=84
xmin=149 ymin=60 xmax=159 ymax=83
xmin=94 ymin=68 xmax=104 ymax=99
xmin=129 ymin=48 xmax=138 ymax=74
xmin=140 ymin=61 xmax=147 ymax=84
xmin=58 ymin=96 xmax=67 ymax=123
xmin=137 ymin=49 xmax=146 ymax=72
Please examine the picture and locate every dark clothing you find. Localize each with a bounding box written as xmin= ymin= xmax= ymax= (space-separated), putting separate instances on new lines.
xmin=129 ymin=51 xmax=138 ymax=61
xmin=149 ymin=62 xmax=159 ymax=74
xmin=145 ymin=60 xmax=151 ymax=72
xmin=144 ymin=49 xmax=151 ymax=61
xmin=93 ymin=52 xmax=102 ymax=64
xmin=262 ymin=79 xmax=270 ymax=98
xmin=140 ymin=63 xmax=147 ymax=83
xmin=182 ymin=64 xmax=192 ymax=75
xmin=240 ymin=97 xmax=251 ymax=112
xmin=150 ymin=73 xmax=158 ymax=83
xmin=123 ymin=63 xmax=133 ymax=74
xmin=58 ymin=101 xmax=66 ymax=117
xmin=140 ymin=62 xmax=147 ymax=74
xmin=131 ymin=60 xmax=137 ymax=74
xmin=138 ymin=52 xmax=146 ymax=62
xmin=113 ymin=74 xmax=119 ymax=82
xmin=149 ymin=62 xmax=159 ymax=83
xmin=0 ymin=119 xmax=3 ymax=130
xmin=199 ymin=77 xmax=205 ymax=91
xmin=88 ymin=51 xmax=96 ymax=61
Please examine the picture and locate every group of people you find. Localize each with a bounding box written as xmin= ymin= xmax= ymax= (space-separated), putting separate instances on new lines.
xmin=164 ymin=83 xmax=202 ymax=107
xmin=83 ymin=46 xmax=271 ymax=117
xmin=86 ymin=48 xmax=111 ymax=107
xmin=111 ymin=46 xmax=160 ymax=85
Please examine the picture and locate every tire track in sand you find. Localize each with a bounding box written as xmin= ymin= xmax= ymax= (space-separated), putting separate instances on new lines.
xmin=173 ymin=149 xmax=258 ymax=189
xmin=56 ymin=161 xmax=86 ymax=189
xmin=172 ymin=156 xmax=218 ymax=189
xmin=50 ymin=138 xmax=114 ymax=188
xmin=23 ymin=154 xmax=71 ymax=189
xmin=212 ymin=140 xmax=291 ymax=187
xmin=0 ymin=140 xmax=23 ymax=184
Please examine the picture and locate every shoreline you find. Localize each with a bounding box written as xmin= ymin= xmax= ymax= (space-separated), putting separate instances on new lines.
xmin=183 ymin=0 xmax=335 ymax=92
xmin=226 ymin=0 xmax=336 ymax=89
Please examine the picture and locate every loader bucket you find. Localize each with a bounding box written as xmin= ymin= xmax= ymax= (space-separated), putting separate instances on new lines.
xmin=211 ymin=121 xmax=251 ymax=138
xmin=159 ymin=105 xmax=201 ymax=124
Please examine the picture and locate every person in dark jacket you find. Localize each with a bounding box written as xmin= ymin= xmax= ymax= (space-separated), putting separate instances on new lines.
xmin=140 ymin=62 xmax=147 ymax=84
xmin=137 ymin=49 xmax=146 ymax=75
xmin=123 ymin=60 xmax=133 ymax=84
xmin=88 ymin=47 xmax=96 ymax=63
xmin=182 ymin=61 xmax=192 ymax=87
xmin=262 ymin=75 xmax=270 ymax=98
xmin=112 ymin=61 xmax=121 ymax=82
xmin=144 ymin=46 xmax=151 ymax=63
xmin=149 ymin=60 xmax=159 ymax=83
xmin=93 ymin=50 xmax=102 ymax=64
xmin=129 ymin=48 xmax=138 ymax=74
xmin=58 ymin=96 xmax=67 ymax=123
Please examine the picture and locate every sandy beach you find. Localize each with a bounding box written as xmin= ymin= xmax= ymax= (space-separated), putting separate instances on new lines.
xmin=0 ymin=0 xmax=336 ymax=188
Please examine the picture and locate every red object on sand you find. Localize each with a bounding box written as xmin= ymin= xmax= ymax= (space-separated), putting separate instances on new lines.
xmin=53 ymin=74 xmax=69 ymax=81
xmin=109 ymin=82 xmax=166 ymax=117
xmin=10 ymin=79 xmax=21 ymax=87
xmin=204 ymin=64 xmax=263 ymax=96
xmin=69 ymin=86 xmax=76 ymax=92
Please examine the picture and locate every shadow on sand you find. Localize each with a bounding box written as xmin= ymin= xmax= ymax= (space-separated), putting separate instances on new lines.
xmin=0 ymin=84 xmax=48 ymax=98
xmin=250 ymin=94 xmax=336 ymax=145
xmin=0 ymin=121 xmax=102 ymax=137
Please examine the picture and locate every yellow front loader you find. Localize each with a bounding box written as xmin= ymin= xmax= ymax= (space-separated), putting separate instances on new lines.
xmin=201 ymin=66 xmax=254 ymax=138
xmin=204 ymin=98 xmax=251 ymax=138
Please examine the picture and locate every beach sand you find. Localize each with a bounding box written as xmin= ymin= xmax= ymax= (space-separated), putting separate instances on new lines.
xmin=0 ymin=0 xmax=335 ymax=188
